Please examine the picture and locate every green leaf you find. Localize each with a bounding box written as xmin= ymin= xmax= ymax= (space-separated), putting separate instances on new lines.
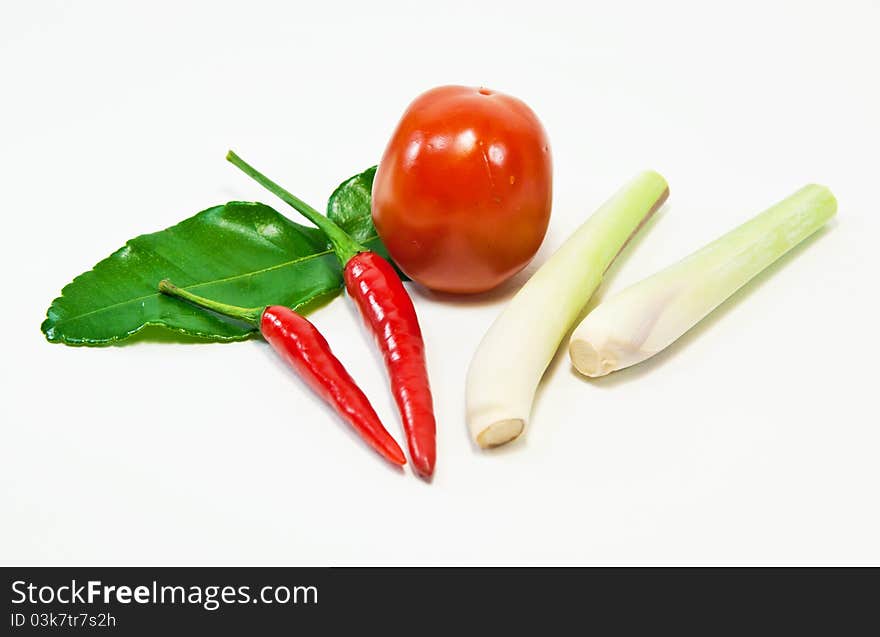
xmin=42 ymin=165 xmax=400 ymax=346
xmin=328 ymin=165 xmax=406 ymax=278
xmin=328 ymin=165 xmax=379 ymax=245
xmin=42 ymin=202 xmax=344 ymax=345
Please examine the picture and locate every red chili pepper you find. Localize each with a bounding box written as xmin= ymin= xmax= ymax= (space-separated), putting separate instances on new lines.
xmin=227 ymin=151 xmax=438 ymax=478
xmin=344 ymin=252 xmax=436 ymax=477
xmin=158 ymin=280 xmax=406 ymax=467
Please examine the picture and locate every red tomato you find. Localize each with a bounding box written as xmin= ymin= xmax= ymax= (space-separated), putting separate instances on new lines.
xmin=372 ymin=85 xmax=552 ymax=294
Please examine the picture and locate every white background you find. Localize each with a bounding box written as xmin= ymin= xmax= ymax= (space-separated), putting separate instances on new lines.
xmin=2 ymin=0 xmax=878 ymax=565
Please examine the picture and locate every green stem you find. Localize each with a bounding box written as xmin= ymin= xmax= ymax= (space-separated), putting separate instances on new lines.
xmin=158 ymin=279 xmax=263 ymax=327
xmin=226 ymin=150 xmax=364 ymax=264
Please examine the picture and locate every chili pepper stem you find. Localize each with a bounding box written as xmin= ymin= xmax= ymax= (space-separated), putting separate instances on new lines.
xmin=158 ymin=279 xmax=263 ymax=326
xmin=225 ymin=150 xmax=363 ymax=265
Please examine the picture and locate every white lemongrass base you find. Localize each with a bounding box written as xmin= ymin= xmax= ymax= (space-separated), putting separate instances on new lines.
xmin=466 ymin=171 xmax=670 ymax=448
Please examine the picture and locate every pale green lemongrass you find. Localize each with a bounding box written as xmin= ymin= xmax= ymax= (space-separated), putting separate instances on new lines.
xmin=569 ymin=184 xmax=837 ymax=377
xmin=466 ymin=172 xmax=669 ymax=447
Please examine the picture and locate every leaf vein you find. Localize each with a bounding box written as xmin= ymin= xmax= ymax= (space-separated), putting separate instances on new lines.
xmin=49 ymin=246 xmax=347 ymax=327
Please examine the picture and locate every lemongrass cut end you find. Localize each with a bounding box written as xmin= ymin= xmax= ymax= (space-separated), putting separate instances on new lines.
xmin=569 ymin=338 xmax=616 ymax=377
xmin=475 ymin=418 xmax=525 ymax=448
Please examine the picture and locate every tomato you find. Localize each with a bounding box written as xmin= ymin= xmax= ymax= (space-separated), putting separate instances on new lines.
xmin=372 ymin=85 xmax=552 ymax=294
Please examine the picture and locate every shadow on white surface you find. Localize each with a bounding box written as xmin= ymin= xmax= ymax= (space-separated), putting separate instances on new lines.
xmin=410 ymin=258 xmax=542 ymax=308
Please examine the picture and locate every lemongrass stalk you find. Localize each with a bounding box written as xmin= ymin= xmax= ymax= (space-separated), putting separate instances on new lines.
xmin=466 ymin=172 xmax=669 ymax=447
xmin=569 ymin=184 xmax=837 ymax=377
